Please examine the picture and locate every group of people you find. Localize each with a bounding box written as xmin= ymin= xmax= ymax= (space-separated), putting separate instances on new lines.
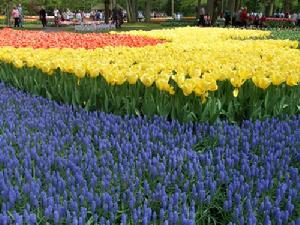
xmin=53 ymin=8 xmax=75 ymax=26
xmin=11 ymin=4 xmax=23 ymax=27
xmin=231 ymin=8 xmax=300 ymax=27
xmin=197 ymin=6 xmax=300 ymax=28
xmin=90 ymin=10 xmax=105 ymax=21
xmin=273 ymin=12 xmax=300 ymax=26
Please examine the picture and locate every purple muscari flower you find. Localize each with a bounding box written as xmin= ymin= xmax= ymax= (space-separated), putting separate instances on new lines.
xmin=29 ymin=214 xmax=36 ymax=225
xmin=199 ymin=190 xmax=206 ymax=203
xmin=0 ymin=83 xmax=299 ymax=224
xmin=72 ymin=216 xmax=78 ymax=225
xmin=15 ymin=213 xmax=23 ymax=225
xmin=152 ymin=212 xmax=157 ymax=222
xmin=121 ymin=213 xmax=127 ymax=225
xmin=133 ymin=209 xmax=138 ymax=224
xmin=264 ymin=215 xmax=271 ymax=225
xmin=160 ymin=208 xmax=165 ymax=221
xmin=8 ymin=189 xmax=16 ymax=205
xmin=54 ymin=210 xmax=59 ymax=224
xmin=0 ymin=214 xmax=9 ymax=225
xmin=142 ymin=216 xmax=148 ymax=225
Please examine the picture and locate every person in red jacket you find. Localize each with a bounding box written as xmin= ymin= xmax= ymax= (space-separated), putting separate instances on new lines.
xmin=240 ymin=7 xmax=248 ymax=27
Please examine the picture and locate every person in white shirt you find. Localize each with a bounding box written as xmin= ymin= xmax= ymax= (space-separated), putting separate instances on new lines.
xmin=54 ymin=8 xmax=59 ymax=26
xmin=54 ymin=8 xmax=59 ymax=18
xmin=292 ymin=13 xmax=297 ymax=19
xmin=76 ymin=11 xmax=82 ymax=23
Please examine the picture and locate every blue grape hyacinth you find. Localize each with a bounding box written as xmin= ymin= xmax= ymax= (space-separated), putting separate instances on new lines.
xmin=0 ymin=83 xmax=299 ymax=224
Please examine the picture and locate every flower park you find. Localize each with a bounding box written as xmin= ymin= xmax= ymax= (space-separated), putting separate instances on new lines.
xmin=0 ymin=9 xmax=299 ymax=225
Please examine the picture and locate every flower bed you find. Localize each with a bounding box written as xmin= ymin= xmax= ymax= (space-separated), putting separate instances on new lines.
xmin=0 ymin=28 xmax=165 ymax=49
xmin=0 ymin=28 xmax=299 ymax=122
xmin=0 ymin=83 xmax=299 ymax=224
xmin=265 ymin=18 xmax=297 ymax=28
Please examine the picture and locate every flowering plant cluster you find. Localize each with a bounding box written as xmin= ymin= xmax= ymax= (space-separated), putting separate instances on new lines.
xmin=0 ymin=28 xmax=299 ymax=95
xmin=0 ymin=83 xmax=299 ymax=225
xmin=0 ymin=27 xmax=299 ymax=122
xmin=0 ymin=28 xmax=165 ymax=49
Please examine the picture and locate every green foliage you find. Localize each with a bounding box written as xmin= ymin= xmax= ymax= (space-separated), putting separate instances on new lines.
xmin=265 ymin=20 xmax=296 ymax=28
xmin=1 ymin=0 xmax=300 ymax=17
xmin=0 ymin=62 xmax=299 ymax=123
xmin=270 ymin=28 xmax=300 ymax=42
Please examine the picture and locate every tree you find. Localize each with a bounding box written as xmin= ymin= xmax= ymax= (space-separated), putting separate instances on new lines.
xmin=283 ymin=0 xmax=291 ymax=12
xmin=197 ymin=0 xmax=201 ymax=10
xmin=207 ymin=0 xmax=215 ymax=18
xmin=265 ymin=0 xmax=275 ymax=16
xmin=125 ymin=0 xmax=137 ymax=22
xmin=105 ymin=0 xmax=110 ymax=24
xmin=144 ymin=0 xmax=151 ymax=22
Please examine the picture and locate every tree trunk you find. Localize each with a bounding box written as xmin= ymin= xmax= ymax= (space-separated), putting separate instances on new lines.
xmin=207 ymin=0 xmax=215 ymax=18
xmin=125 ymin=0 xmax=137 ymax=22
xmin=145 ymin=0 xmax=152 ymax=22
xmin=5 ymin=0 xmax=12 ymax=27
xmin=171 ymin=0 xmax=175 ymax=17
xmin=265 ymin=0 xmax=275 ymax=17
xmin=105 ymin=0 xmax=110 ymax=24
xmin=228 ymin=0 xmax=235 ymax=12
xmin=111 ymin=0 xmax=117 ymax=9
xmin=196 ymin=0 xmax=201 ymax=18
xmin=283 ymin=0 xmax=291 ymax=12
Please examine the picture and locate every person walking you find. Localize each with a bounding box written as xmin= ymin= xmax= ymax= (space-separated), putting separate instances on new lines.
xmin=39 ymin=7 xmax=47 ymax=27
xmin=12 ymin=7 xmax=20 ymax=27
xmin=17 ymin=4 xmax=23 ymax=27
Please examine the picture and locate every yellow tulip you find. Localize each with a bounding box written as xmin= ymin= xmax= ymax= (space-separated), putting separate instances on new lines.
xmin=0 ymin=27 xmax=298 ymax=100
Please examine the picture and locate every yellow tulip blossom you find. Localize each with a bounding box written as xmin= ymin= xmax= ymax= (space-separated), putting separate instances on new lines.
xmin=0 ymin=27 xmax=299 ymax=101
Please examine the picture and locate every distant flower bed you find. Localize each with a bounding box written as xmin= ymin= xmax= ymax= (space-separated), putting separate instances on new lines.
xmin=265 ymin=17 xmax=297 ymax=22
xmin=0 ymin=28 xmax=165 ymax=49
xmin=265 ymin=18 xmax=297 ymax=28
xmin=0 ymin=83 xmax=299 ymax=224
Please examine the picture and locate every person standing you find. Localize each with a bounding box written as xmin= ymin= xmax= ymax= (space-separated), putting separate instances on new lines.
xmin=224 ymin=10 xmax=231 ymax=27
xmin=76 ymin=11 xmax=82 ymax=23
xmin=240 ymin=7 xmax=248 ymax=27
xmin=117 ymin=8 xmax=124 ymax=28
xmin=197 ymin=7 xmax=205 ymax=26
xmin=39 ymin=7 xmax=47 ymax=27
xmin=54 ymin=8 xmax=59 ymax=26
xmin=12 ymin=7 xmax=20 ymax=27
xmin=17 ymin=4 xmax=23 ymax=27
xmin=112 ymin=7 xmax=118 ymax=28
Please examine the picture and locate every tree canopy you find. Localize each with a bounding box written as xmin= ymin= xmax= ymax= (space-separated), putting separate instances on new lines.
xmin=1 ymin=0 xmax=299 ymax=19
